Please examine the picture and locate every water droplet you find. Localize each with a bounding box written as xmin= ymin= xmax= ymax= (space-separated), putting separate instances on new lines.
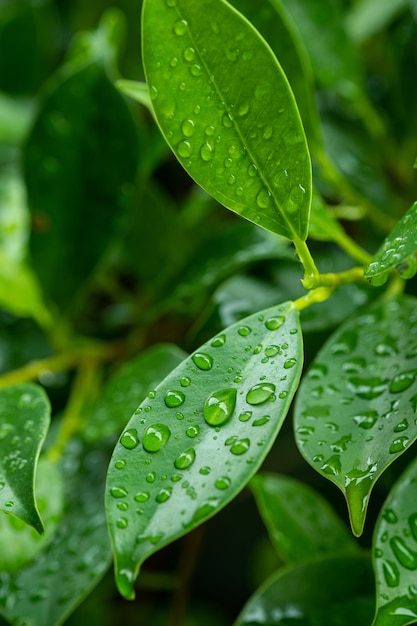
xmin=143 ymin=424 xmax=171 ymax=452
xmin=237 ymin=102 xmax=250 ymax=117
xmin=409 ymin=514 xmax=417 ymax=541
xmin=239 ymin=411 xmax=252 ymax=422
xmin=390 ymin=536 xmax=417 ymax=569
xmin=265 ymin=345 xmax=280 ymax=357
xmin=382 ymin=509 xmax=398 ymax=524
xmin=199 ymin=466 xmax=211 ymax=475
xmin=348 ymin=376 xmax=388 ymax=400
xmin=190 ymin=64 xmax=202 ymax=77
xmin=390 ymin=370 xmax=417 ymax=393
xmin=215 ymin=476 xmax=231 ymax=490
xmin=180 ymin=376 xmax=191 ymax=388
xmin=263 ymin=126 xmax=273 ymax=140
xmin=186 ymin=425 xmax=200 ymax=438
xmin=230 ymin=438 xmax=250 ymax=455
xmin=238 ymin=326 xmax=251 ymax=336
xmin=165 ymin=390 xmax=185 ymax=407
xmin=184 ymin=47 xmax=195 ymax=62
xmin=146 ymin=472 xmax=156 ymax=483
xmin=110 ymin=486 xmax=128 ymax=499
xmin=321 ymin=455 xmax=341 ymax=476
xmin=204 ymin=388 xmax=237 ymax=426
xmin=211 ymin=334 xmax=226 ymax=347
xmin=265 ymin=316 xmax=285 ymax=330
xmin=117 ymin=517 xmax=128 ymax=529
xmin=223 ymin=113 xmax=233 ymax=127
xmin=177 ymin=140 xmax=193 ymax=158
xmin=252 ymin=415 xmax=270 ymax=427
xmin=200 ymin=142 xmax=215 ymax=161
xmin=389 ymin=436 xmax=409 ymax=454
xmin=120 ymin=428 xmax=139 ymax=450
xmin=382 ymin=560 xmax=400 ymax=587
xmin=181 ymin=118 xmax=195 ymax=137
xmin=170 ymin=57 xmax=178 ymax=67
xmin=115 ymin=460 xmax=126 ymax=470
xmin=156 ymin=487 xmax=173 ymax=503
xmin=257 ymin=187 xmax=272 ymax=209
xmin=353 ymin=411 xmax=378 ymax=429
xmin=224 ymin=157 xmax=233 ymax=168
xmin=174 ymin=19 xmax=188 ymax=35
xmin=235 ymin=186 xmax=244 ymax=197
xmin=175 ymin=448 xmax=196 ymax=469
xmin=134 ymin=491 xmax=150 ymax=502
xmin=192 ymin=352 xmax=213 ymax=370
xmin=394 ymin=418 xmax=409 ymax=432
xmin=246 ymin=383 xmax=276 ymax=405
xmin=284 ymin=358 xmax=297 ymax=369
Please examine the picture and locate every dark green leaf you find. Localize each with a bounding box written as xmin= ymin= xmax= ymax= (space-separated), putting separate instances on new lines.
xmin=84 ymin=344 xmax=187 ymax=442
xmin=0 ymin=441 xmax=112 ymax=626
xmin=372 ymin=456 xmax=417 ymax=626
xmin=24 ymin=62 xmax=138 ymax=309
xmin=250 ymin=472 xmax=358 ymax=564
xmin=308 ymin=188 xmax=346 ymax=242
xmin=106 ymin=302 xmax=303 ymax=599
xmin=142 ymin=0 xmax=311 ymax=241
xmin=365 ymin=201 xmax=417 ymax=285
xmin=0 ymin=93 xmax=35 ymax=145
xmin=0 ymin=383 xmax=50 ymax=533
xmin=294 ymin=295 xmax=417 ymax=536
xmin=234 ymin=554 xmax=375 ymax=625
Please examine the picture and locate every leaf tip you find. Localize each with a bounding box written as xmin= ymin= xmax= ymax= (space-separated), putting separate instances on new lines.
xmin=116 ymin=567 xmax=136 ymax=600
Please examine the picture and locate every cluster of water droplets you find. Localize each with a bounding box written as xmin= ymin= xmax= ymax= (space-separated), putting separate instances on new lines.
xmin=375 ymin=508 xmax=417 ymax=592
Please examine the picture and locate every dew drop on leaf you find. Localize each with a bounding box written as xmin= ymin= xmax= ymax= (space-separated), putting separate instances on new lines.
xmin=215 ymin=476 xmax=231 ymax=490
xmin=238 ymin=326 xmax=251 ymax=336
xmin=110 ymin=486 xmax=128 ymax=499
xmin=390 ymin=370 xmax=417 ymax=393
xmin=156 ymin=487 xmax=173 ymax=503
xmin=120 ymin=428 xmax=139 ymax=450
xmin=186 ymin=425 xmax=200 ymax=438
xmin=382 ymin=559 xmax=400 ymax=587
xmin=173 ymin=19 xmax=187 ymax=36
xmin=390 ymin=536 xmax=417 ymax=569
xmin=246 ymin=383 xmax=276 ymax=405
xmin=264 ymin=316 xmax=285 ymax=331
xmin=134 ymin=491 xmax=150 ymax=502
xmin=389 ymin=436 xmax=409 ymax=454
xmin=203 ymin=388 xmax=237 ymax=426
xmin=142 ymin=424 xmax=171 ymax=452
xmin=252 ymin=415 xmax=270 ymax=427
xmin=164 ymin=390 xmax=185 ymax=407
xmin=230 ymin=438 xmax=250 ymax=455
xmin=239 ymin=411 xmax=252 ymax=422
xmin=174 ymin=448 xmax=196 ymax=470
xmin=192 ymin=352 xmax=213 ymax=370
xmin=211 ymin=334 xmax=226 ymax=347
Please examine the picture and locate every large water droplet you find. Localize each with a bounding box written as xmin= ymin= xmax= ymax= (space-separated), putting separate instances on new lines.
xmin=181 ymin=118 xmax=195 ymax=137
xmin=230 ymin=438 xmax=250 ymax=455
xmin=238 ymin=326 xmax=251 ymax=336
xmin=203 ymin=388 xmax=237 ymax=426
xmin=183 ymin=47 xmax=196 ymax=62
xmin=120 ymin=429 xmax=139 ymax=450
xmin=215 ymin=476 xmax=231 ymax=490
xmin=390 ymin=536 xmax=417 ymax=569
xmin=284 ymin=358 xmax=297 ymax=369
xmin=353 ymin=411 xmax=378 ymax=429
xmin=265 ymin=316 xmax=285 ymax=330
xmin=389 ymin=436 xmax=409 ymax=454
xmin=321 ymin=455 xmax=341 ymax=476
xmin=173 ymin=19 xmax=188 ymax=35
xmin=382 ymin=560 xmax=400 ymax=587
xmin=177 ymin=141 xmax=193 ymax=158
xmin=200 ymin=141 xmax=215 ymax=161
xmin=156 ymin=487 xmax=173 ymax=503
xmin=246 ymin=383 xmax=276 ymax=405
xmin=394 ymin=418 xmax=409 ymax=432
xmin=143 ymin=424 xmax=171 ymax=452
xmin=192 ymin=352 xmax=213 ymax=370
xmin=110 ymin=486 xmax=128 ymax=499
xmin=252 ymin=415 xmax=270 ymax=427
xmin=390 ymin=370 xmax=417 ymax=393
xmin=165 ymin=390 xmax=185 ymax=408
xmin=174 ymin=448 xmax=196 ymax=469
xmin=239 ymin=411 xmax=252 ymax=422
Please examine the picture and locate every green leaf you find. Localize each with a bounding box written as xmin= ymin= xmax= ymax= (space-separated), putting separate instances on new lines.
xmin=0 ymin=441 xmax=112 ymax=626
xmin=106 ymin=302 xmax=303 ymax=599
xmin=294 ymin=294 xmax=417 ymax=537
xmin=346 ymin=0 xmax=410 ymax=44
xmin=116 ymin=79 xmax=152 ymax=112
xmin=24 ymin=61 xmax=138 ymax=309
xmin=0 ymin=92 xmax=35 ymax=145
xmin=0 ymin=383 xmax=50 ymax=533
xmin=308 ymin=188 xmax=346 ymax=242
xmin=142 ymin=0 xmax=311 ymax=241
xmin=373 ymin=456 xmax=417 ymax=626
xmin=84 ymin=344 xmax=187 ymax=442
xmin=234 ymin=553 xmax=375 ymax=625
xmin=250 ymin=472 xmax=358 ymax=564
xmin=0 ymin=456 xmax=64 ymax=572
xmin=365 ymin=201 xmax=417 ymax=285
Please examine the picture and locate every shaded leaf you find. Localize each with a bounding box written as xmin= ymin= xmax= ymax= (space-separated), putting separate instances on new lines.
xmin=116 ymin=79 xmax=152 ymax=112
xmin=294 ymin=295 xmax=417 ymax=536
xmin=142 ymin=0 xmax=311 ymax=241
xmin=250 ymin=472 xmax=358 ymax=564
xmin=234 ymin=553 xmax=375 ymax=625
xmin=0 ymin=440 xmax=112 ymax=626
xmin=106 ymin=302 xmax=303 ymax=599
xmin=84 ymin=344 xmax=187 ymax=442
xmin=372 ymin=456 xmax=417 ymax=626
xmin=365 ymin=201 xmax=417 ymax=285
xmin=308 ymin=188 xmax=346 ymax=242
xmin=0 ymin=383 xmax=50 ymax=533
xmin=346 ymin=0 xmax=410 ymax=43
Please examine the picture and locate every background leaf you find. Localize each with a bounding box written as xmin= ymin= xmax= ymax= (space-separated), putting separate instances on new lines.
xmin=234 ymin=554 xmax=375 ymax=626
xmin=142 ymin=0 xmax=311 ymax=241
xmin=0 ymin=383 xmax=50 ymax=533
xmin=346 ymin=0 xmax=411 ymax=44
xmin=250 ymin=472 xmax=358 ymax=564
xmin=294 ymin=295 xmax=417 ymax=536
xmin=106 ymin=301 xmax=303 ymax=599
xmin=372 ymin=455 xmax=417 ymax=626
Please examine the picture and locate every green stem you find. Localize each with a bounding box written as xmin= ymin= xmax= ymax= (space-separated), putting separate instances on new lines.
xmin=293 ymin=237 xmax=320 ymax=285
xmin=294 ymin=286 xmax=334 ymax=311
xmin=332 ymin=231 xmax=372 ymax=266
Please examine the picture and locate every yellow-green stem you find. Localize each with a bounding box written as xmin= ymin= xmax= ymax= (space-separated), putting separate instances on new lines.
xmin=294 ymin=286 xmax=334 ymax=311
xmin=293 ymin=237 xmax=320 ymax=285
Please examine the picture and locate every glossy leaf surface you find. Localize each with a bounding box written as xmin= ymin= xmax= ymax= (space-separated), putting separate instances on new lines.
xmin=0 ymin=383 xmax=50 ymax=533
xmin=142 ymin=0 xmax=311 ymax=241
xmin=294 ymin=295 xmax=417 ymax=536
xmin=373 ymin=456 xmax=417 ymax=626
xmin=365 ymin=202 xmax=417 ymax=285
xmin=234 ymin=553 xmax=374 ymax=625
xmin=84 ymin=344 xmax=187 ymax=442
xmin=250 ymin=472 xmax=357 ymax=564
xmin=0 ymin=441 xmax=112 ymax=626
xmin=106 ymin=302 xmax=303 ymax=599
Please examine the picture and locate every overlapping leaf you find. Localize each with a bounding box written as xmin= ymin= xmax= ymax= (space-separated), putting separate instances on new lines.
xmin=250 ymin=472 xmax=358 ymax=564
xmin=294 ymin=294 xmax=417 ymax=536
xmin=0 ymin=383 xmax=50 ymax=533
xmin=106 ymin=302 xmax=303 ymax=599
xmin=142 ymin=0 xmax=311 ymax=241
xmin=365 ymin=201 xmax=417 ymax=286
xmin=373 ymin=456 xmax=417 ymax=626
xmin=234 ymin=554 xmax=374 ymax=625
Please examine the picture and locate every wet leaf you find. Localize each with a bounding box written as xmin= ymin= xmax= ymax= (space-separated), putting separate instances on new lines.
xmin=0 ymin=441 xmax=112 ymax=626
xmin=234 ymin=553 xmax=375 ymax=625
xmin=372 ymin=455 xmax=417 ymax=626
xmin=250 ymin=472 xmax=358 ymax=564
xmin=294 ymin=294 xmax=417 ymax=536
xmin=0 ymin=383 xmax=50 ymax=533
xmin=142 ymin=0 xmax=311 ymax=241
xmin=106 ymin=302 xmax=303 ymax=599
xmin=84 ymin=344 xmax=187 ymax=442
xmin=365 ymin=201 xmax=417 ymax=285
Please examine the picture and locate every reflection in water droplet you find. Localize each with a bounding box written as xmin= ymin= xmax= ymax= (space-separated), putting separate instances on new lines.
xmin=204 ymin=388 xmax=237 ymax=426
xmin=389 ymin=437 xmax=409 ymax=454
xmin=390 ymin=370 xmax=417 ymax=393
xmin=390 ymin=536 xmax=417 ymax=569
xmin=115 ymin=460 xmax=126 ymax=470
xmin=120 ymin=429 xmax=139 ymax=450
xmin=265 ymin=345 xmax=280 ymax=357
xmin=117 ymin=517 xmax=128 ymax=529
xmin=199 ymin=466 xmax=211 ymax=475
xmin=143 ymin=424 xmax=171 ymax=452
xmin=192 ymin=352 xmax=213 ymax=370
xmin=230 ymin=438 xmax=250 ymax=455
xmin=394 ymin=418 xmax=409 ymax=432
xmin=174 ymin=448 xmax=196 ymax=469
xmin=180 ymin=376 xmax=191 ymax=387
xmin=265 ymin=316 xmax=285 ymax=331
xmin=246 ymin=383 xmax=276 ymax=405
xmin=177 ymin=141 xmax=193 ymax=158
xmin=165 ymin=390 xmax=185 ymax=407
xmin=156 ymin=487 xmax=173 ymax=503
xmin=215 ymin=476 xmax=231 ymax=490
xmin=382 ymin=560 xmax=400 ymax=587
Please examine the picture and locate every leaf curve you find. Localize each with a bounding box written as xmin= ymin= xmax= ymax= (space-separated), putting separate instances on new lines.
xmin=142 ymin=0 xmax=311 ymax=241
xmin=106 ymin=302 xmax=303 ymax=599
